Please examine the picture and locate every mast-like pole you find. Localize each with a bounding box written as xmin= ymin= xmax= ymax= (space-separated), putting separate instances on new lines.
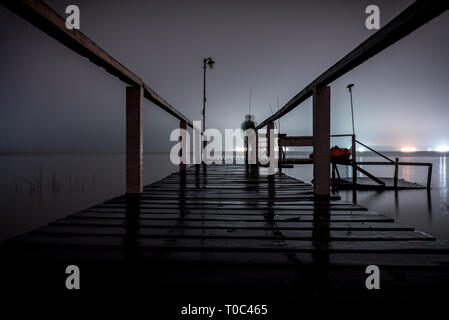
xmin=347 ymin=84 xmax=355 ymax=135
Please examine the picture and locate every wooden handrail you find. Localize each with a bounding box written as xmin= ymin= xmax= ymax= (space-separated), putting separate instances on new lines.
xmin=331 ymin=134 xmax=354 ymax=137
xmin=256 ymin=0 xmax=448 ymax=129
xmin=279 ymin=136 xmax=314 ymax=147
xmin=2 ymin=0 xmax=193 ymax=127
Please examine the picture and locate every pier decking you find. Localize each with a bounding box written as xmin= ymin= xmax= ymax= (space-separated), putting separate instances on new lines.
xmin=335 ymin=177 xmax=427 ymax=190
xmin=2 ymin=1 xmax=449 ymax=313
xmin=2 ymin=164 xmax=449 ymax=305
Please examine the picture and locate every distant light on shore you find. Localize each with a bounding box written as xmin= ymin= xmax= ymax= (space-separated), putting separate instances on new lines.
xmin=400 ymin=146 xmax=417 ymax=153
xmin=436 ymin=145 xmax=449 ymax=152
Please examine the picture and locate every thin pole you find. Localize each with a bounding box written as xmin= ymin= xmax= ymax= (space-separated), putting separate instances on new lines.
xmin=352 ymin=134 xmax=357 ymax=186
xmin=347 ymin=84 xmax=355 ymax=135
xmin=202 ymin=60 xmax=207 ymax=136
xmin=201 ymin=57 xmax=215 ymax=153
xmin=249 ymin=86 xmax=252 ymax=114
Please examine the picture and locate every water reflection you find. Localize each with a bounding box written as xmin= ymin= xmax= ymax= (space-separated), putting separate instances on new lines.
xmin=2 ymin=152 xmax=449 ymax=242
xmin=124 ymin=195 xmax=141 ymax=260
xmin=288 ymin=153 xmax=449 ymax=240
xmin=311 ymin=204 xmax=330 ymax=297
xmin=0 ymin=153 xmax=177 ymax=242
xmin=440 ymin=156 xmax=448 ymax=216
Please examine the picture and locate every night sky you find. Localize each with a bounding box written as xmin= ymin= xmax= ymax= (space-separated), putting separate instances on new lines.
xmin=0 ymin=0 xmax=448 ymax=152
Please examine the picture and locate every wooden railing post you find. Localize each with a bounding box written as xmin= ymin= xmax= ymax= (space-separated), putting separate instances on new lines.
xmin=255 ymin=130 xmax=259 ymax=165
xmin=313 ymin=86 xmax=330 ymax=197
xmin=427 ymin=163 xmax=433 ymax=189
xmin=267 ymin=121 xmax=274 ymax=158
xmin=180 ymin=120 xmax=187 ymax=173
xmin=393 ymin=157 xmax=399 ymax=188
xmin=126 ymin=85 xmax=143 ymax=194
xmin=278 ymin=137 xmax=282 ymax=173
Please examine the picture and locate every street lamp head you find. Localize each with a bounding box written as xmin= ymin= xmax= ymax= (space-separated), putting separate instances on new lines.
xmin=347 ymin=83 xmax=354 ymax=89
xmin=207 ymin=58 xmax=215 ymax=69
xmin=205 ymin=57 xmax=215 ymax=69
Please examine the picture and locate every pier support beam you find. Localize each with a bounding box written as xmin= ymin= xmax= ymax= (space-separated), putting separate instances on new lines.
xmin=180 ymin=120 xmax=187 ymax=173
xmin=255 ymin=130 xmax=259 ymax=165
xmin=267 ymin=122 xmax=274 ymax=158
xmin=313 ymin=86 xmax=330 ymax=197
xmin=394 ymin=157 xmax=399 ymax=188
xmin=126 ymin=85 xmax=143 ymax=194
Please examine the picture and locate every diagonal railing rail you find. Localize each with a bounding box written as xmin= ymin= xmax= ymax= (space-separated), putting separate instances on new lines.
xmin=253 ymin=0 xmax=447 ymax=196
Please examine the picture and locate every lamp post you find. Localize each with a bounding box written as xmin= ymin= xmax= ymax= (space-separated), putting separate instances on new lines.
xmin=202 ymin=57 xmax=215 ymax=149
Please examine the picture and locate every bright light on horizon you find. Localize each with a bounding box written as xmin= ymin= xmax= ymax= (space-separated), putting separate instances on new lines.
xmin=400 ymin=146 xmax=417 ymax=153
xmin=436 ymin=145 xmax=449 ymax=152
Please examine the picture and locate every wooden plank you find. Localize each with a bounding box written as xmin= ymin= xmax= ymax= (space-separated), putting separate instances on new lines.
xmin=93 ymin=203 xmax=368 ymax=211
xmin=104 ymin=199 xmax=355 ymax=205
xmin=337 ymin=177 xmax=426 ymax=190
xmin=81 ymin=207 xmax=378 ymax=215
xmin=71 ymin=212 xmax=394 ymax=222
xmin=10 ymin=234 xmax=449 ymax=253
xmin=256 ymin=0 xmax=449 ymax=129
xmin=5 ymin=247 xmax=449 ymax=268
xmin=279 ymin=136 xmax=314 ymax=147
xmin=32 ymin=225 xmax=433 ymax=241
xmin=51 ymin=218 xmax=413 ymax=231
xmin=3 ymin=163 xmax=449 ymax=278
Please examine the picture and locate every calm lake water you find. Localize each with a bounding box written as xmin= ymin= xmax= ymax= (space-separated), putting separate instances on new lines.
xmin=0 ymin=152 xmax=448 ymax=242
xmin=287 ymin=152 xmax=449 ymax=240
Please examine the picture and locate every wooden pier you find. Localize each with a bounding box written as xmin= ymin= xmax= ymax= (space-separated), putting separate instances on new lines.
xmin=2 ymin=0 xmax=449 ymax=312
xmin=2 ymin=164 xmax=449 ymax=308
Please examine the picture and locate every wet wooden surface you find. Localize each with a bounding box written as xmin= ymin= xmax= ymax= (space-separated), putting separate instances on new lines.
xmin=2 ymin=164 xmax=449 ymax=302
xmin=336 ymin=177 xmax=426 ymax=189
xmin=3 ymin=164 xmax=448 ymax=262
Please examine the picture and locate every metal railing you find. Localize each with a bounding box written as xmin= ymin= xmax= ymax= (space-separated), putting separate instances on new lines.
xmin=331 ymin=134 xmax=433 ymax=189
xmin=253 ymin=0 xmax=447 ymax=195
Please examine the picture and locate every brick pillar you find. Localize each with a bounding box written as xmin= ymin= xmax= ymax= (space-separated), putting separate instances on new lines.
xmin=126 ymin=85 xmax=143 ymax=194
xmin=313 ymin=86 xmax=330 ymax=197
